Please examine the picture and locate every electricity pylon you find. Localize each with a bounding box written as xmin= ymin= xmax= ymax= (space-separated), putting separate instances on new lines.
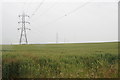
xmin=56 ymin=32 xmax=58 ymax=43
xmin=18 ymin=12 xmax=30 ymax=44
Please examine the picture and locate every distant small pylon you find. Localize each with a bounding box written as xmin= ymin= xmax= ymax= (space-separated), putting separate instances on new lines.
xmin=56 ymin=32 xmax=58 ymax=43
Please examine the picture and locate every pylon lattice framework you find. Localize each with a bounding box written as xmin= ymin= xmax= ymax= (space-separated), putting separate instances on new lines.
xmin=18 ymin=12 xmax=30 ymax=44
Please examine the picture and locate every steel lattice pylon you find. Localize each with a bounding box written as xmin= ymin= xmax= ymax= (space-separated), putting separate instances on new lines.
xmin=18 ymin=12 xmax=30 ymax=44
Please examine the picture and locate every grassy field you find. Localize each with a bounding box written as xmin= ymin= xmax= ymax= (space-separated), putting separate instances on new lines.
xmin=1 ymin=42 xmax=119 ymax=78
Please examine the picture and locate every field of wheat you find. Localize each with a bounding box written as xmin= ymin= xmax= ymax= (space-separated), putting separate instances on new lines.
xmin=1 ymin=42 xmax=119 ymax=78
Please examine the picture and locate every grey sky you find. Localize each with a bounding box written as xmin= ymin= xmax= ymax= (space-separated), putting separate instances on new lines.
xmin=1 ymin=0 xmax=119 ymax=44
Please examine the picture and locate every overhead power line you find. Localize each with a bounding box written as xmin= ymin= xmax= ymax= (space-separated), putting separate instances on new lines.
xmin=67 ymin=1 xmax=91 ymax=15
xmin=31 ymin=0 xmax=45 ymax=18
xmin=37 ymin=2 xmax=56 ymax=17
xmin=29 ymin=1 xmax=57 ymax=22
xmin=40 ymin=0 xmax=91 ymax=27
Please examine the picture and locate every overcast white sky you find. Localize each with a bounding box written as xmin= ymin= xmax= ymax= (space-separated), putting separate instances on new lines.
xmin=1 ymin=0 xmax=119 ymax=44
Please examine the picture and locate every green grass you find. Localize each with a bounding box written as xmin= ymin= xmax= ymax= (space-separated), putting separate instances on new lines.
xmin=1 ymin=42 xmax=119 ymax=78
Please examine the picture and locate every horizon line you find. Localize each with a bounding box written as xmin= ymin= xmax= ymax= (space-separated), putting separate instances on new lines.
xmin=0 ymin=40 xmax=119 ymax=45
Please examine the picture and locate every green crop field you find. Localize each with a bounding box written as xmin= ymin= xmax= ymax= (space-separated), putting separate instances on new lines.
xmin=1 ymin=42 xmax=119 ymax=78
